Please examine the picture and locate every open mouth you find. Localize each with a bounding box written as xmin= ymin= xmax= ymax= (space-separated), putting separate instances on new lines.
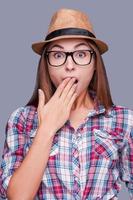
xmin=74 ymin=79 xmax=78 ymax=84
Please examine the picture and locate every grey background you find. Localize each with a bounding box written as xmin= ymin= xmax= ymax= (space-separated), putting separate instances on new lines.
xmin=0 ymin=1 xmax=133 ymax=199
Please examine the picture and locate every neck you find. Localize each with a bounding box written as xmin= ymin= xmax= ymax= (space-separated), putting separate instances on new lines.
xmin=71 ymin=89 xmax=94 ymax=111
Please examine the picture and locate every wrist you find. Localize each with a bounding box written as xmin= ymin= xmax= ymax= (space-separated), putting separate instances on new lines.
xmin=38 ymin=124 xmax=56 ymax=138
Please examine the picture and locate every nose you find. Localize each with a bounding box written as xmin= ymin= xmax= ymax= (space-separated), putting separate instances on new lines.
xmin=65 ymin=55 xmax=75 ymax=70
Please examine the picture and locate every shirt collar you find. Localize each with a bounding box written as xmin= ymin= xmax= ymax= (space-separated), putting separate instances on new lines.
xmin=88 ymin=90 xmax=114 ymax=118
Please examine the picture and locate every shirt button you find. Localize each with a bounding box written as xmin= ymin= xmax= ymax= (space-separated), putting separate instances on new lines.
xmin=74 ymin=176 xmax=78 ymax=181
xmin=77 ymin=133 xmax=81 ymax=138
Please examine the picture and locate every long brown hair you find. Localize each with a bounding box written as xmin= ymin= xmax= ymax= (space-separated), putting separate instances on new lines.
xmin=25 ymin=39 xmax=114 ymax=111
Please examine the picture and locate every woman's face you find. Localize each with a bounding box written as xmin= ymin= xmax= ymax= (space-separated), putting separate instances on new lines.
xmin=46 ymin=38 xmax=95 ymax=96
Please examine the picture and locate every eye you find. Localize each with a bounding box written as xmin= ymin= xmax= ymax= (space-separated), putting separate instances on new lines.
xmin=53 ymin=52 xmax=64 ymax=59
xmin=75 ymin=51 xmax=86 ymax=58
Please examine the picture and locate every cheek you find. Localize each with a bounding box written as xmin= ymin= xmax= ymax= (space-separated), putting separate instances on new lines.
xmin=81 ymin=67 xmax=95 ymax=86
xmin=48 ymin=69 xmax=61 ymax=88
xmin=75 ymin=68 xmax=95 ymax=95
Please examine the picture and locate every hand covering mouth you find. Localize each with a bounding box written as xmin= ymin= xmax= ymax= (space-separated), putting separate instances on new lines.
xmin=62 ymin=77 xmax=78 ymax=83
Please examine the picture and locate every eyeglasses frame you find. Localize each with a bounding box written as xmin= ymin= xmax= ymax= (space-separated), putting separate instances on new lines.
xmin=44 ymin=49 xmax=95 ymax=67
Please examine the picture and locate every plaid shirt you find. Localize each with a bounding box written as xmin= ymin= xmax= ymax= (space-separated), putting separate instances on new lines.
xmin=0 ymin=91 xmax=133 ymax=200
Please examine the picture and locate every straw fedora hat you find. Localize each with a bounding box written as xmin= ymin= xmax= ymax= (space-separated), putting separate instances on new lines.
xmin=32 ymin=8 xmax=108 ymax=55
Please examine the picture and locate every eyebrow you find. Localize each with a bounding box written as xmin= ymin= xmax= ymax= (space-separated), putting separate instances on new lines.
xmin=74 ymin=43 xmax=90 ymax=49
xmin=49 ymin=42 xmax=90 ymax=50
xmin=49 ymin=44 xmax=64 ymax=50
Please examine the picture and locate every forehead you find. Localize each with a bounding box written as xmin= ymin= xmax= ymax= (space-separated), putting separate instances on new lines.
xmin=47 ymin=38 xmax=92 ymax=49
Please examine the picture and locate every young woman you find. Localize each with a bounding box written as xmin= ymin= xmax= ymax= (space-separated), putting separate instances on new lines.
xmin=0 ymin=8 xmax=133 ymax=200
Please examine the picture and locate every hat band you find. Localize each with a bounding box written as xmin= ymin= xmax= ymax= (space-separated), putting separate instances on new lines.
xmin=45 ymin=27 xmax=96 ymax=40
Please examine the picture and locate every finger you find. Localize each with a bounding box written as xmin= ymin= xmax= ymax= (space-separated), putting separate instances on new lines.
xmin=38 ymin=89 xmax=45 ymax=110
xmin=64 ymin=83 xmax=78 ymax=105
xmin=60 ymin=77 xmax=76 ymax=100
xmin=37 ymin=110 xmax=40 ymax=126
xmin=54 ymin=77 xmax=71 ymax=98
xmin=67 ymin=92 xmax=78 ymax=110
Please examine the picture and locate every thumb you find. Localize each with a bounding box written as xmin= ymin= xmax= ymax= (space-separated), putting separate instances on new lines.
xmin=38 ymin=89 xmax=45 ymax=109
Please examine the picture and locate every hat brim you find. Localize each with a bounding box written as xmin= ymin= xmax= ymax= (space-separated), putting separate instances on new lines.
xmin=31 ymin=35 xmax=108 ymax=55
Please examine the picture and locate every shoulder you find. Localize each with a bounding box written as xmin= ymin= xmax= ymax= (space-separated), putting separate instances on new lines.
xmin=8 ymin=105 xmax=37 ymax=121
xmin=111 ymin=104 xmax=133 ymax=114
xmin=110 ymin=104 xmax=133 ymax=127
xmin=7 ymin=105 xmax=38 ymax=130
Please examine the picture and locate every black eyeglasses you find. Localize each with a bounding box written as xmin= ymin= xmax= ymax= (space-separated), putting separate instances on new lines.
xmin=44 ymin=49 xmax=95 ymax=67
